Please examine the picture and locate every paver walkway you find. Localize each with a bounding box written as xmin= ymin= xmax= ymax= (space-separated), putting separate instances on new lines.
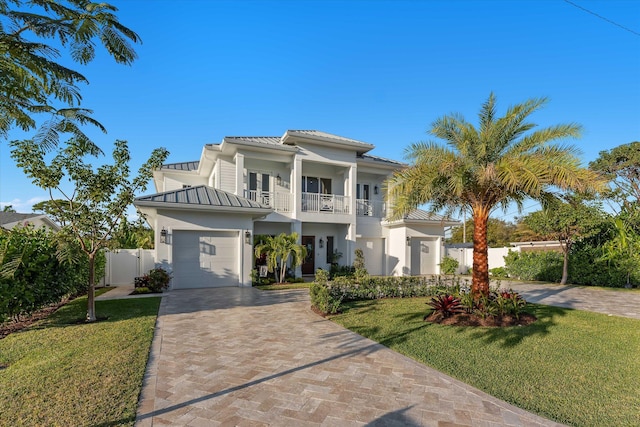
xmin=502 ymin=281 xmax=640 ymax=319
xmin=136 ymin=287 xmax=564 ymax=426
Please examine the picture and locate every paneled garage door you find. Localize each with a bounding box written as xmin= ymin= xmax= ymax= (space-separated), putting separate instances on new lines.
xmin=172 ymin=230 xmax=239 ymax=289
xmin=355 ymin=237 xmax=385 ymax=276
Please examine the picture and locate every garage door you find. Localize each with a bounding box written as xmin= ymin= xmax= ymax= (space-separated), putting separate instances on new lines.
xmin=355 ymin=238 xmax=385 ymax=276
xmin=411 ymin=238 xmax=438 ymax=275
xmin=172 ymin=230 xmax=239 ymax=288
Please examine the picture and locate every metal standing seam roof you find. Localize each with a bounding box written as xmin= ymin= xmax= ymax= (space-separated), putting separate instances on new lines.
xmin=287 ymin=130 xmax=374 ymax=148
xmin=160 ymin=161 xmax=200 ymax=171
xmin=359 ymin=153 xmax=406 ymax=166
xmin=223 ymin=136 xmax=284 ymax=146
xmin=403 ymin=209 xmax=458 ymax=223
xmin=135 ymin=185 xmax=270 ymax=210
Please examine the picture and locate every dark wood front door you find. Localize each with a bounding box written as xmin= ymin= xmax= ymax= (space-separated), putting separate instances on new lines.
xmin=301 ymin=235 xmax=315 ymax=275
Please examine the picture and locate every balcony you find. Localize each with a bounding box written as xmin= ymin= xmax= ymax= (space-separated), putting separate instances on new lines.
xmin=356 ymin=199 xmax=386 ymax=217
xmin=302 ymin=193 xmax=350 ymax=214
xmin=245 ymin=190 xmax=292 ymax=213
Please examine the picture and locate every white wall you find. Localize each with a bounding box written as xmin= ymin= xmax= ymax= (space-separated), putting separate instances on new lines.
xmin=163 ymin=175 xmax=207 ymax=192
xmin=444 ymin=246 xmax=518 ymax=274
xmin=103 ymin=249 xmax=156 ymax=286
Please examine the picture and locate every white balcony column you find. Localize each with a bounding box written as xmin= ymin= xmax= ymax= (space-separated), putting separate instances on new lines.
xmin=346 ymin=223 xmax=356 ymax=266
xmin=292 ymin=156 xmax=302 ymax=215
xmin=348 ymin=164 xmax=357 ymax=218
xmin=234 ymin=153 xmax=244 ymax=196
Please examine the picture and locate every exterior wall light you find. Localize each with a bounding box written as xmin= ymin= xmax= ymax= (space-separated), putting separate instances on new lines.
xmin=276 ymin=174 xmax=282 ymax=185
xmin=406 ymin=236 xmax=411 ymax=246
xmin=245 ymin=230 xmax=252 ymax=244
xmin=319 ymin=237 xmax=324 ymax=248
xmin=374 ymin=185 xmax=379 ymax=195
xmin=160 ymin=227 xmax=167 ymax=244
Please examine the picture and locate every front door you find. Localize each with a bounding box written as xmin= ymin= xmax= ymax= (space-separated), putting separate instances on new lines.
xmin=301 ymin=235 xmax=315 ymax=275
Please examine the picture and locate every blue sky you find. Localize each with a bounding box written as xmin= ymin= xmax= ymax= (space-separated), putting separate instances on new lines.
xmin=1 ymin=0 xmax=639 ymax=222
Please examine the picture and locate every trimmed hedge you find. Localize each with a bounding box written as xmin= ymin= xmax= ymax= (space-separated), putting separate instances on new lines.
xmin=0 ymin=226 xmax=104 ymax=322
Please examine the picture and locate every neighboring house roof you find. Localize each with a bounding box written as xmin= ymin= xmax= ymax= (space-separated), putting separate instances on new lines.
xmin=134 ymin=185 xmax=273 ymax=214
xmin=0 ymin=212 xmax=60 ymax=231
xmin=160 ymin=161 xmax=200 ymax=171
xmin=359 ymin=153 xmax=407 ymax=167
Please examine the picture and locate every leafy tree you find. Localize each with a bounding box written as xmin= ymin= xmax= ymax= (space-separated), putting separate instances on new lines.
xmin=111 ymin=217 xmax=154 ymax=249
xmin=1 ymin=0 xmax=140 ymax=146
xmin=10 ymin=138 xmax=168 ymax=321
xmin=589 ymin=141 xmax=640 ymax=210
xmin=387 ymin=93 xmax=603 ymax=297
xmin=254 ymin=232 xmax=307 ymax=284
xmin=448 ymin=218 xmax=517 ymax=247
xmin=601 ymin=218 xmax=640 ymax=287
xmin=520 ymin=195 xmax=607 ymax=285
xmin=2 ymin=205 xmax=16 ymax=212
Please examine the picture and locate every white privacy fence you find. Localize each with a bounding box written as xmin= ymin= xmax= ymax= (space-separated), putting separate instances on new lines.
xmin=102 ymin=249 xmax=156 ymax=286
xmin=444 ymin=246 xmax=517 ymax=274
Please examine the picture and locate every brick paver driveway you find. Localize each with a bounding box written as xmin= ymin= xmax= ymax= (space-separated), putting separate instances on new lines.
xmin=136 ymin=287 xmax=562 ymax=426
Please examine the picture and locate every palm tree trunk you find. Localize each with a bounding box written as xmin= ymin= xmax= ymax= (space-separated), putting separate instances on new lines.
xmin=87 ymin=253 xmax=96 ymax=322
xmin=472 ymin=205 xmax=490 ymax=297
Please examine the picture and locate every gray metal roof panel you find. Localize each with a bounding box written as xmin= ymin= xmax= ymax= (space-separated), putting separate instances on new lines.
xmin=288 ymin=130 xmax=373 ymax=147
xmin=359 ymin=153 xmax=406 ymax=166
xmin=135 ymin=185 xmax=269 ymax=209
xmin=0 ymin=212 xmax=40 ymax=225
xmin=160 ymin=161 xmax=200 ymax=171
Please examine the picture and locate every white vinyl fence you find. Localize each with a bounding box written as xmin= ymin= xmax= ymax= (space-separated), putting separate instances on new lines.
xmin=102 ymin=249 xmax=156 ymax=286
xmin=444 ymin=246 xmax=518 ymax=274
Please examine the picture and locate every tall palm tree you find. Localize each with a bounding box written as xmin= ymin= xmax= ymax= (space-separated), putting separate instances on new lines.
xmin=387 ymin=93 xmax=603 ymax=297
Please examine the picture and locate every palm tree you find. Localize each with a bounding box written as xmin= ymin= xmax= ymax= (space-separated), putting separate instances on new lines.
xmin=387 ymin=93 xmax=603 ymax=297
xmin=254 ymin=232 xmax=307 ymax=283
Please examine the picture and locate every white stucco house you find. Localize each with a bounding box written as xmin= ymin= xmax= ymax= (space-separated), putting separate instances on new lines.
xmin=134 ymin=130 xmax=458 ymax=289
xmin=0 ymin=212 xmax=60 ymax=232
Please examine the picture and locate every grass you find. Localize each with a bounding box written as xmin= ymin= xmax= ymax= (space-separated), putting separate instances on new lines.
xmin=0 ymin=295 xmax=160 ymax=426
xmin=330 ymin=298 xmax=640 ymax=427
xmin=256 ymin=282 xmax=311 ymax=290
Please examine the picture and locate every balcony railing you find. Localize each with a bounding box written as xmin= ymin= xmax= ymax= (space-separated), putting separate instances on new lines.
xmin=302 ymin=193 xmax=350 ymax=214
xmin=245 ymin=190 xmax=292 ymax=213
xmin=356 ymin=199 xmax=386 ymax=217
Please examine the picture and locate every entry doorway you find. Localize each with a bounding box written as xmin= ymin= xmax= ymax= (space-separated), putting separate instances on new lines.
xmin=301 ymin=235 xmax=315 ymax=275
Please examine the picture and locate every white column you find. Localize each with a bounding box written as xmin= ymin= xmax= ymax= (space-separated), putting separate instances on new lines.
xmin=292 ymin=156 xmax=302 ymax=216
xmin=291 ymin=220 xmax=303 ymax=277
xmin=235 ymin=153 xmax=244 ymax=196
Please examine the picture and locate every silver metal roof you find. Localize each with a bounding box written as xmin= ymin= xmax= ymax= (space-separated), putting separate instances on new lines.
xmin=135 ymin=185 xmax=269 ymax=210
xmin=224 ymin=136 xmax=283 ymax=146
xmin=287 ymin=130 xmax=374 ymax=148
xmin=404 ymin=209 xmax=450 ymax=221
xmin=160 ymin=161 xmax=200 ymax=171
xmin=359 ymin=153 xmax=406 ymax=166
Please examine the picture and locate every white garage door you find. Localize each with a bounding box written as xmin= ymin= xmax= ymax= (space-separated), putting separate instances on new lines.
xmin=411 ymin=238 xmax=438 ymax=275
xmin=172 ymin=230 xmax=239 ymax=288
xmin=355 ymin=238 xmax=385 ymax=276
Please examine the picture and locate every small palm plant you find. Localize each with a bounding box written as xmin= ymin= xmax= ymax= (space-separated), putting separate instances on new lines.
xmin=254 ymin=232 xmax=307 ymax=283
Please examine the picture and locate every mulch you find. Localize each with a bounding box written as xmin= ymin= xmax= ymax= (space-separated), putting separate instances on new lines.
xmin=424 ymin=311 xmax=537 ymax=327
xmin=0 ymin=299 xmax=69 ymax=340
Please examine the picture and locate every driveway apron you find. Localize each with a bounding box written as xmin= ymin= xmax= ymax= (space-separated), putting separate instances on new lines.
xmin=135 ymin=287 xmax=562 ymax=426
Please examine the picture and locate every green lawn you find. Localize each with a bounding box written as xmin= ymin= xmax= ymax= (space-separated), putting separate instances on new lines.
xmin=330 ymin=298 xmax=640 ymax=427
xmin=256 ymin=282 xmax=311 ymax=290
xmin=0 ymin=295 xmax=160 ymax=426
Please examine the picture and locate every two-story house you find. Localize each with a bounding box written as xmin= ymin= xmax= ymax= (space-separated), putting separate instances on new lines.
xmin=134 ymin=130 xmax=458 ymax=289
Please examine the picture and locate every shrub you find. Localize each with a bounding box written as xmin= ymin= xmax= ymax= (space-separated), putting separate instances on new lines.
xmin=328 ymin=275 xmax=467 ymax=301
xmin=314 ymin=268 xmax=329 ymax=285
xmin=489 ymin=266 xmax=509 ymax=278
xmin=146 ymin=267 xmax=171 ymax=292
xmin=309 ymin=282 xmax=342 ymax=314
xmin=134 ymin=275 xmax=149 ymax=288
xmin=353 ymin=248 xmax=368 ymax=281
xmin=329 ymin=264 xmax=355 ymax=279
xmin=131 ymin=286 xmax=152 ymax=295
xmin=427 ymin=294 xmax=462 ymax=317
xmin=439 ymin=256 xmax=459 ymax=275
xmin=504 ymin=250 xmax=562 ymax=282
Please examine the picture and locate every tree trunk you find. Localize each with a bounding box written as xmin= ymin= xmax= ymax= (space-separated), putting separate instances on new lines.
xmin=560 ymin=243 xmax=569 ymax=285
xmin=472 ymin=205 xmax=490 ymax=298
xmin=87 ymin=253 xmax=96 ymax=322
